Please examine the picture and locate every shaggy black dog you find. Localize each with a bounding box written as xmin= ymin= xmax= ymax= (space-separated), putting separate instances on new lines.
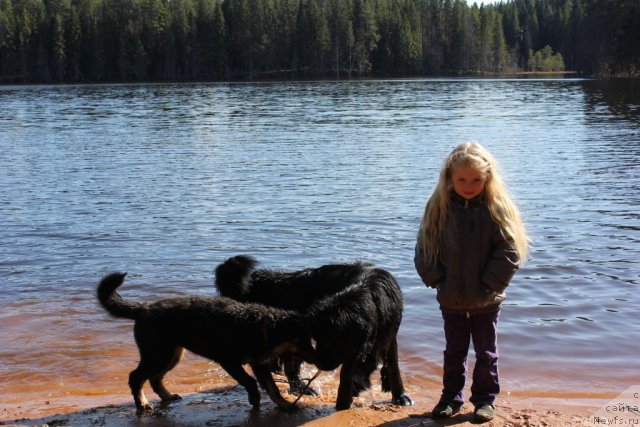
xmin=215 ymin=255 xmax=413 ymax=410
xmin=97 ymin=272 xmax=315 ymax=414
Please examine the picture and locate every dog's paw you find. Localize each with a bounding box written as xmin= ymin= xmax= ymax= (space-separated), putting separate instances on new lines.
xmin=136 ymin=402 xmax=154 ymax=415
xmin=162 ymin=393 xmax=182 ymax=402
xmin=248 ymin=392 xmax=261 ymax=407
xmin=392 ymin=392 xmax=414 ymax=406
xmin=335 ymin=399 xmax=352 ymax=411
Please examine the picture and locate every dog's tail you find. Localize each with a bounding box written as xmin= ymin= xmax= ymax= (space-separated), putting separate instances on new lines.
xmin=214 ymin=255 xmax=257 ymax=300
xmin=97 ymin=272 xmax=146 ymax=320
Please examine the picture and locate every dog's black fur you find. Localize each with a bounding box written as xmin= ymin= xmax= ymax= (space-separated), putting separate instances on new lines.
xmin=216 ymin=255 xmax=366 ymax=395
xmin=97 ymin=272 xmax=315 ymax=414
xmin=215 ymin=255 xmax=413 ymax=410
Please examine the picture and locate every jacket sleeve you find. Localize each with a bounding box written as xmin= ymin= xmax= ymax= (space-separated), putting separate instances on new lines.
xmin=414 ymin=232 xmax=445 ymax=288
xmin=481 ymin=223 xmax=520 ymax=293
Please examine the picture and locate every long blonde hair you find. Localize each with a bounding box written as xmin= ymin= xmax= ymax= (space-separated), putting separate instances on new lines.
xmin=419 ymin=142 xmax=529 ymax=265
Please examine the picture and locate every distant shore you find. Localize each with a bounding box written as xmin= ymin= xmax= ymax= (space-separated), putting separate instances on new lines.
xmin=6 ymin=70 xmax=638 ymax=86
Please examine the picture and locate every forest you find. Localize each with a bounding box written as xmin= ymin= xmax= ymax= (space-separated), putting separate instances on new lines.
xmin=0 ymin=0 xmax=638 ymax=83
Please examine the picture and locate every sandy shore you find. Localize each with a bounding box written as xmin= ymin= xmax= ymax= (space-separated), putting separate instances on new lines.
xmin=1 ymin=381 xmax=607 ymax=427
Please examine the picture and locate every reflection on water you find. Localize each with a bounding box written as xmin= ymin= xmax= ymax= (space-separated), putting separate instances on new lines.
xmin=0 ymin=79 xmax=639 ymax=420
xmin=583 ymin=79 xmax=640 ymax=123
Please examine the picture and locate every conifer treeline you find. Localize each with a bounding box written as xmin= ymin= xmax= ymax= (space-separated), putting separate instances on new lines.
xmin=0 ymin=0 xmax=638 ymax=83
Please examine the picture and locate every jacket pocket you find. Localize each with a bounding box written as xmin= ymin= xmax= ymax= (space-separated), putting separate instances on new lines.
xmin=436 ymin=280 xmax=461 ymax=309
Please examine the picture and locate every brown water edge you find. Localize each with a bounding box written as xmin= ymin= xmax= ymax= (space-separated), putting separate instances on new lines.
xmin=0 ymin=349 xmax=615 ymax=426
xmin=0 ymin=398 xmax=606 ymax=427
xmin=0 ymin=363 xmax=608 ymax=427
xmin=0 ymin=299 xmax=624 ymax=425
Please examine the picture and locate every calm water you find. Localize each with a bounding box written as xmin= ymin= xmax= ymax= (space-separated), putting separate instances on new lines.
xmin=1 ymin=79 xmax=639 ymax=419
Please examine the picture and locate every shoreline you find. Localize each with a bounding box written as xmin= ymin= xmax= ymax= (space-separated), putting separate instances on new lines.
xmin=0 ymin=381 xmax=615 ymax=427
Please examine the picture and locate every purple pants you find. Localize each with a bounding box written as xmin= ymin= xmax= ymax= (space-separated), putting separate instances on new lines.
xmin=440 ymin=309 xmax=500 ymax=407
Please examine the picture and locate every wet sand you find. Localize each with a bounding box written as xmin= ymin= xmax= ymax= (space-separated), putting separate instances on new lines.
xmin=0 ymin=374 xmax=607 ymax=427
xmin=1 ymin=301 xmax=631 ymax=427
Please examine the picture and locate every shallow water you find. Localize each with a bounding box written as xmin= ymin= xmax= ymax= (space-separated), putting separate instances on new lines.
xmin=1 ymin=79 xmax=639 ymax=418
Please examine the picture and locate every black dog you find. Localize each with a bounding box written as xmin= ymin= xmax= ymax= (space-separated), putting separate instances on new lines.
xmin=215 ymin=255 xmax=413 ymax=410
xmin=215 ymin=256 xmax=364 ymax=395
xmin=97 ymin=272 xmax=315 ymax=414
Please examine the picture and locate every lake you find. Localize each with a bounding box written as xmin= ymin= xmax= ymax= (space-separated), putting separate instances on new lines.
xmin=1 ymin=78 xmax=639 ymax=419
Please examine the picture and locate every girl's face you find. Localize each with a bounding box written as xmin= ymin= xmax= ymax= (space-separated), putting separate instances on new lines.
xmin=451 ymin=165 xmax=486 ymax=200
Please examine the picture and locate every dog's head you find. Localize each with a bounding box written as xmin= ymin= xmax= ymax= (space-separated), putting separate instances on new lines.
xmin=307 ymin=288 xmax=374 ymax=371
xmin=270 ymin=316 xmax=317 ymax=364
xmin=214 ymin=255 xmax=257 ymax=300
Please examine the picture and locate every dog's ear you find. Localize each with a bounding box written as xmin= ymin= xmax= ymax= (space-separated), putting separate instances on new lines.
xmin=231 ymin=255 xmax=258 ymax=270
xmin=214 ymin=255 xmax=257 ymax=298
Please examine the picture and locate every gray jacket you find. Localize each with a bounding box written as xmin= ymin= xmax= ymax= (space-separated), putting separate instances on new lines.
xmin=414 ymin=192 xmax=520 ymax=314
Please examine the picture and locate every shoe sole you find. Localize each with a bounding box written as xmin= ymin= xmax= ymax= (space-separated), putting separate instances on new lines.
xmin=474 ymin=411 xmax=495 ymax=422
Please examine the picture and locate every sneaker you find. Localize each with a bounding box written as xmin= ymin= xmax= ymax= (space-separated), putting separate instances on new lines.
xmin=474 ymin=403 xmax=495 ymax=422
xmin=431 ymin=400 xmax=462 ymax=419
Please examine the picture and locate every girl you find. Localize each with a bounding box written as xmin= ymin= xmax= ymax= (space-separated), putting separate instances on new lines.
xmin=414 ymin=142 xmax=528 ymax=422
